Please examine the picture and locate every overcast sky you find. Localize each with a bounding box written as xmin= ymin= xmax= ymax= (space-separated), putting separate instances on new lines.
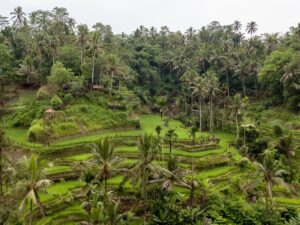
xmin=1 ymin=0 xmax=299 ymax=35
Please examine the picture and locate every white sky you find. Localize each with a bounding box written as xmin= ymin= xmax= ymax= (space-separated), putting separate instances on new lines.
xmin=1 ymin=0 xmax=299 ymax=35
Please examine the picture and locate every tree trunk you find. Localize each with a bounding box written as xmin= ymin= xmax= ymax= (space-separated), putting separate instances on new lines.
xmin=110 ymin=71 xmax=114 ymax=95
xmin=169 ymin=141 xmax=172 ymax=157
xmin=29 ymin=199 xmax=33 ymax=225
xmin=91 ymin=50 xmax=96 ymax=84
xmin=242 ymin=75 xmax=246 ymax=97
xmin=235 ymin=113 xmax=239 ymax=140
xmin=226 ymin=70 xmax=230 ymax=96
xmin=199 ymin=95 xmax=202 ymax=132
xmin=0 ymin=148 xmax=3 ymax=200
xmin=210 ymin=95 xmax=213 ymax=132
xmin=80 ymin=46 xmax=83 ymax=70
xmin=35 ymin=192 xmax=46 ymax=217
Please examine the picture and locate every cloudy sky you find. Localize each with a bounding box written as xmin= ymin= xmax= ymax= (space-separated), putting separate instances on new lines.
xmin=1 ymin=0 xmax=299 ymax=35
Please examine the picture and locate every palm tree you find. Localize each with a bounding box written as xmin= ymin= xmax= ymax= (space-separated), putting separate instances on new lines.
xmin=90 ymin=31 xmax=100 ymax=84
xmin=81 ymin=169 xmax=95 ymax=224
xmin=276 ymin=133 xmax=295 ymax=158
xmin=181 ymin=68 xmax=198 ymax=113
xmin=10 ymin=6 xmax=27 ymax=27
xmin=76 ymin=24 xmax=89 ymax=68
xmin=165 ymin=128 xmax=178 ymax=157
xmin=230 ymin=93 xmax=246 ymax=140
xmin=18 ymin=154 xmax=52 ymax=225
xmin=233 ymin=20 xmax=242 ymax=32
xmin=106 ymin=54 xmax=121 ymax=94
xmin=153 ymin=157 xmax=190 ymax=192
xmin=192 ymin=76 xmax=207 ymax=132
xmin=93 ymin=138 xmax=120 ymax=194
xmin=122 ymin=134 xmax=158 ymax=222
xmin=189 ymin=127 xmax=198 ymax=146
xmin=246 ymin=22 xmax=258 ymax=35
xmin=256 ymin=149 xmax=294 ymax=215
xmin=234 ymin=61 xmax=249 ymax=97
xmin=205 ymin=71 xmax=221 ymax=132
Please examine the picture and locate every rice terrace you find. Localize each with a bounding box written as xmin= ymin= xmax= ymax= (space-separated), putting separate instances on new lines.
xmin=0 ymin=1 xmax=300 ymax=224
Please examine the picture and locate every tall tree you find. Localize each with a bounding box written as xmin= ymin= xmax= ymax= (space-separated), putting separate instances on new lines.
xmin=18 ymin=154 xmax=52 ymax=225
xmin=10 ymin=6 xmax=27 ymax=27
xmin=205 ymin=71 xmax=221 ymax=132
xmin=246 ymin=21 xmax=258 ymax=35
xmin=76 ymin=24 xmax=89 ymax=68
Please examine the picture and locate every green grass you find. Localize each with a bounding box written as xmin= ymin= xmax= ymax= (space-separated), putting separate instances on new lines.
xmin=46 ymin=165 xmax=71 ymax=174
xmin=275 ymin=197 xmax=300 ymax=206
xmin=65 ymin=153 xmax=93 ymax=161
xmin=195 ymin=166 xmax=236 ymax=179
xmin=115 ymin=145 xmax=224 ymax=158
xmin=39 ymin=180 xmax=85 ymax=202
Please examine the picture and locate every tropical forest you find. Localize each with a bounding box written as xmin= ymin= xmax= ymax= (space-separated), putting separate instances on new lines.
xmin=0 ymin=5 xmax=300 ymax=225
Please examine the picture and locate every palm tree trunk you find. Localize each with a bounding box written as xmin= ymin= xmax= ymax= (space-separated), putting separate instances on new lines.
xmin=80 ymin=46 xmax=83 ymax=69
xmin=92 ymin=50 xmax=96 ymax=84
xmin=199 ymin=95 xmax=202 ymax=132
xmin=235 ymin=113 xmax=239 ymax=140
xmin=29 ymin=199 xmax=33 ymax=225
xmin=226 ymin=71 xmax=230 ymax=96
xmin=242 ymin=75 xmax=246 ymax=97
xmin=169 ymin=141 xmax=172 ymax=157
xmin=210 ymin=95 xmax=213 ymax=132
xmin=110 ymin=71 xmax=114 ymax=95
xmin=35 ymin=192 xmax=46 ymax=217
xmin=0 ymin=148 xmax=3 ymax=199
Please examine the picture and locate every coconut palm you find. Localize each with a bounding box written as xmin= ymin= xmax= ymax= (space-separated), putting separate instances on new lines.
xmin=181 ymin=68 xmax=198 ymax=113
xmin=92 ymin=138 xmax=121 ymax=194
xmin=256 ymin=149 xmax=294 ymax=214
xmin=18 ymin=154 xmax=52 ymax=225
xmin=90 ymin=31 xmax=100 ymax=84
xmin=246 ymin=21 xmax=258 ymax=35
xmin=230 ymin=93 xmax=246 ymax=139
xmin=121 ymin=134 xmax=159 ymax=221
xmin=234 ymin=61 xmax=249 ymax=97
xmin=165 ymin=128 xmax=178 ymax=157
xmin=233 ymin=20 xmax=242 ymax=32
xmin=152 ymin=157 xmax=191 ymax=192
xmin=276 ymin=133 xmax=295 ymax=158
xmin=205 ymin=71 xmax=221 ymax=132
xmin=192 ymin=76 xmax=207 ymax=132
xmin=189 ymin=127 xmax=198 ymax=146
xmin=76 ymin=24 xmax=89 ymax=68
xmin=10 ymin=6 xmax=27 ymax=27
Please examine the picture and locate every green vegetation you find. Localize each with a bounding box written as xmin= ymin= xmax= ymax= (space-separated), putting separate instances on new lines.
xmin=0 ymin=4 xmax=300 ymax=225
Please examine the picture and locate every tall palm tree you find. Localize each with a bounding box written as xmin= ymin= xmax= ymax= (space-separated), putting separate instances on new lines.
xmin=230 ymin=93 xmax=246 ymax=140
xmin=256 ymin=149 xmax=294 ymax=215
xmin=76 ymin=24 xmax=89 ymax=68
xmin=18 ymin=154 xmax=52 ymax=225
xmin=205 ymin=71 xmax=221 ymax=132
xmin=234 ymin=61 xmax=249 ymax=97
xmin=122 ymin=134 xmax=158 ymax=222
xmin=90 ymin=31 xmax=100 ymax=84
xmin=181 ymin=68 xmax=198 ymax=113
xmin=233 ymin=20 xmax=242 ymax=32
xmin=106 ymin=54 xmax=121 ymax=94
xmin=192 ymin=76 xmax=207 ymax=132
xmin=10 ymin=6 xmax=27 ymax=27
xmin=246 ymin=21 xmax=258 ymax=35
xmin=93 ymin=137 xmax=120 ymax=194
xmin=165 ymin=128 xmax=178 ymax=157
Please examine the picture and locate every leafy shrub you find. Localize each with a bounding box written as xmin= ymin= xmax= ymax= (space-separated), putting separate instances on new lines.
xmin=27 ymin=120 xmax=47 ymax=142
xmin=12 ymin=102 xmax=47 ymax=127
xmin=63 ymin=93 xmax=74 ymax=103
xmin=51 ymin=95 xmax=63 ymax=110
